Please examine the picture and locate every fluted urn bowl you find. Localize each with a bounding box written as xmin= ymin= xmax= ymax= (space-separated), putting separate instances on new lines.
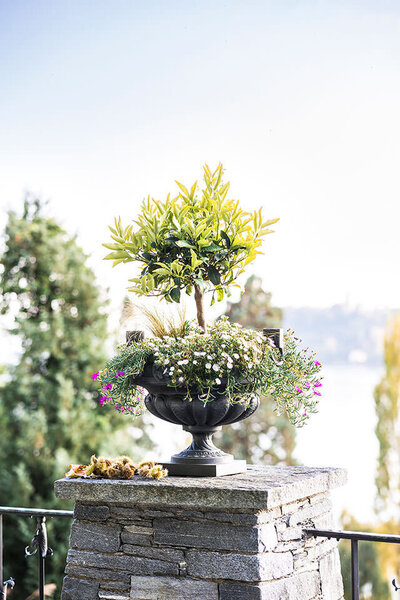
xmin=133 ymin=358 xmax=259 ymax=476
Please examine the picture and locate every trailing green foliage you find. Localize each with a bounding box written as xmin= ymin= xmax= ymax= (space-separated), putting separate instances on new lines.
xmin=103 ymin=163 xmax=278 ymax=330
xmin=95 ymin=317 xmax=322 ymax=427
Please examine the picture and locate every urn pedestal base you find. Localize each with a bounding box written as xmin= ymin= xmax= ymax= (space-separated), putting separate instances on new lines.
xmin=161 ymin=459 xmax=247 ymax=477
xmin=162 ymin=425 xmax=247 ymax=476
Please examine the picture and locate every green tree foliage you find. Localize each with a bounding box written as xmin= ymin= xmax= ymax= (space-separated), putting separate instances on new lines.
xmin=217 ymin=275 xmax=296 ymax=465
xmin=374 ymin=312 xmax=400 ymax=516
xmin=224 ymin=274 xmax=282 ymax=330
xmin=372 ymin=312 xmax=400 ymax=584
xmin=103 ymin=163 xmax=278 ymax=331
xmin=339 ymin=514 xmax=390 ymax=600
xmin=0 ymin=198 xmax=149 ymax=598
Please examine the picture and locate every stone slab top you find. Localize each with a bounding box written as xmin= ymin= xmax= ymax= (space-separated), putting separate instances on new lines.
xmin=54 ymin=465 xmax=346 ymax=511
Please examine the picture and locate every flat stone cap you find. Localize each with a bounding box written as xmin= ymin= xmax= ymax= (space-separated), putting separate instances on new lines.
xmin=54 ymin=465 xmax=346 ymax=511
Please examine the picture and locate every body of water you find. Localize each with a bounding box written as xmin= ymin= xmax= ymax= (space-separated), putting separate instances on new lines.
xmin=295 ymin=364 xmax=383 ymax=524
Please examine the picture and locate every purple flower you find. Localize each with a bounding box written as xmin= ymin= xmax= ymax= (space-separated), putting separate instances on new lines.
xmin=295 ymin=387 xmax=303 ymax=394
xmin=314 ymin=381 xmax=322 ymax=388
xmin=92 ymin=372 xmax=99 ymax=380
xmin=118 ymin=371 xmax=125 ymax=376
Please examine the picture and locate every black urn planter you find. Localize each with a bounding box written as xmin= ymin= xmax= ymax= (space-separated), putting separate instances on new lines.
xmin=133 ymin=358 xmax=259 ymax=476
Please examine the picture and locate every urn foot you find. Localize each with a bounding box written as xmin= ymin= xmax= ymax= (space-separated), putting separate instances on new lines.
xmin=165 ymin=425 xmax=246 ymax=476
xmin=161 ymin=459 xmax=247 ymax=477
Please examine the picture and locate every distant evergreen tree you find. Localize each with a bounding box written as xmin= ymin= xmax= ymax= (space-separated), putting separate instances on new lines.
xmin=218 ymin=275 xmax=296 ymax=465
xmin=224 ymin=274 xmax=282 ymax=330
xmin=0 ymin=198 xmax=150 ymax=598
xmin=374 ymin=312 xmax=400 ymax=517
xmin=372 ymin=312 xmax=400 ymax=584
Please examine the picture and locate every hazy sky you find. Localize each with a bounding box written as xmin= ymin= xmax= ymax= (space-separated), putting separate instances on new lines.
xmin=1 ymin=0 xmax=399 ymax=313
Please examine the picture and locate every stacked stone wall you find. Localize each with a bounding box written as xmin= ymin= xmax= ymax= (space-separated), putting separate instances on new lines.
xmin=61 ymin=490 xmax=344 ymax=600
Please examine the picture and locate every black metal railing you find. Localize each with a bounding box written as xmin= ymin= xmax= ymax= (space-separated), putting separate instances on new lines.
xmin=0 ymin=506 xmax=73 ymax=599
xmin=2 ymin=511 xmax=400 ymax=599
xmin=305 ymin=528 xmax=400 ymax=600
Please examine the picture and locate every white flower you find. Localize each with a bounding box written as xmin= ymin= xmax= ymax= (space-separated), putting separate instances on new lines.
xmin=178 ymin=377 xmax=184 ymax=383
xmin=215 ymin=378 xmax=221 ymax=385
xmin=194 ymin=351 xmax=201 ymax=356
xmin=212 ymin=364 xmax=220 ymax=371
xmin=164 ymin=359 xmax=170 ymax=365
xmin=207 ymin=354 xmax=212 ymax=360
xmin=205 ymin=363 xmax=211 ymax=369
xmin=193 ymin=360 xmax=198 ymax=365
xmin=182 ymin=359 xmax=189 ymax=365
xmin=244 ymin=354 xmax=250 ymax=361
xmin=233 ymin=353 xmax=239 ymax=359
xmin=248 ymin=363 xmax=253 ymax=369
xmin=177 ymin=360 xmax=183 ymax=365
xmin=227 ymin=363 xmax=233 ymax=369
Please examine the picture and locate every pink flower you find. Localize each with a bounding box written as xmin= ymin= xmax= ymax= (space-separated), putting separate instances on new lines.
xmin=103 ymin=383 xmax=112 ymax=390
xmin=314 ymin=381 xmax=322 ymax=388
xmin=92 ymin=372 xmax=99 ymax=380
xmin=304 ymin=382 xmax=311 ymax=389
xmin=99 ymin=396 xmax=109 ymax=405
xmin=314 ymin=361 xmax=321 ymax=366
xmin=118 ymin=371 xmax=125 ymax=376
xmin=314 ymin=390 xmax=321 ymax=396
xmin=295 ymin=387 xmax=303 ymax=394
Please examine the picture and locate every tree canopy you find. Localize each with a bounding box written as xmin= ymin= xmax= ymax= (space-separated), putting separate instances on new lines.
xmin=0 ymin=197 xmax=148 ymax=598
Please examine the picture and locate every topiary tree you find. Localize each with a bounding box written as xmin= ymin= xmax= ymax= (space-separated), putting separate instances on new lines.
xmin=103 ymin=163 xmax=278 ymax=331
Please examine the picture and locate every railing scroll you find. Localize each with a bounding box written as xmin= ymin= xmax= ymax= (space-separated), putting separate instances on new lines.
xmin=0 ymin=506 xmax=73 ymax=599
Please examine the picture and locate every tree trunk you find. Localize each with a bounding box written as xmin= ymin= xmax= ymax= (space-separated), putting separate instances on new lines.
xmin=194 ymin=285 xmax=207 ymax=333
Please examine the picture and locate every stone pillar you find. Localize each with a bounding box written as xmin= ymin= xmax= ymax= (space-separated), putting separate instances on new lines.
xmin=54 ymin=465 xmax=346 ymax=600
